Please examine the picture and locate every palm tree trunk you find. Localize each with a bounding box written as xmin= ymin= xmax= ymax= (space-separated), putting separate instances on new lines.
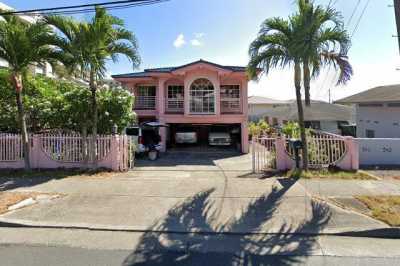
xmin=12 ymin=73 xmax=31 ymax=171
xmin=303 ymin=60 xmax=311 ymax=106
xmin=89 ymin=70 xmax=98 ymax=169
xmin=294 ymin=62 xmax=308 ymax=170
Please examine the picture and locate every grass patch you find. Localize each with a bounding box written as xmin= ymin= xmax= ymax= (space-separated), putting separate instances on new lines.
xmin=0 ymin=169 xmax=115 ymax=179
xmin=286 ymin=168 xmax=377 ymax=180
xmin=0 ymin=192 xmax=39 ymax=214
xmin=356 ymin=196 xmax=400 ymax=226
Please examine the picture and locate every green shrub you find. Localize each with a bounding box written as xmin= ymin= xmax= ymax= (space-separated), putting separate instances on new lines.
xmin=0 ymin=69 xmax=135 ymax=134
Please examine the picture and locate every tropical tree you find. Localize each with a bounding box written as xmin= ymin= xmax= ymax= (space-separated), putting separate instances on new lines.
xmin=46 ymin=7 xmax=140 ymax=167
xmin=247 ymin=15 xmax=310 ymax=169
xmin=0 ymin=14 xmax=63 ymax=170
xmin=299 ymin=0 xmax=353 ymax=106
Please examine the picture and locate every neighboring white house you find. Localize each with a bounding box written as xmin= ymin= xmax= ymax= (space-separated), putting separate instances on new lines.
xmin=0 ymin=2 xmax=54 ymax=77
xmin=248 ymin=96 xmax=289 ymax=121
xmin=256 ymin=99 xmax=355 ymax=135
xmin=336 ymin=84 xmax=400 ymax=138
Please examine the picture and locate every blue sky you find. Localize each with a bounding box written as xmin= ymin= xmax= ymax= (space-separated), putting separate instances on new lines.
xmin=2 ymin=0 xmax=400 ymax=101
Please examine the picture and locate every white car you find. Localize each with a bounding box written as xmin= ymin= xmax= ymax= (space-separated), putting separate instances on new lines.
xmin=175 ymin=131 xmax=197 ymax=144
xmin=208 ymin=132 xmax=231 ymax=146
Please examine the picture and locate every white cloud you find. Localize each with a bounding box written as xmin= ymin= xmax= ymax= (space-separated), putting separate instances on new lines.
xmin=190 ymin=39 xmax=203 ymax=46
xmin=173 ymin=34 xmax=186 ymax=48
xmin=194 ymin=32 xmax=205 ymax=38
xmin=190 ymin=32 xmax=205 ymax=47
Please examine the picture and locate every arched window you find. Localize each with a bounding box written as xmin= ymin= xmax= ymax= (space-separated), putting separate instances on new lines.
xmin=189 ymin=78 xmax=215 ymax=114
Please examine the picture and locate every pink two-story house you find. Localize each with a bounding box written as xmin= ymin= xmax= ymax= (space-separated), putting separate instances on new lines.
xmin=112 ymin=59 xmax=249 ymax=153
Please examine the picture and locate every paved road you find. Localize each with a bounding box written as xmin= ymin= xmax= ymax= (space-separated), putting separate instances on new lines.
xmin=1 ymin=243 xmax=400 ymax=266
xmin=1 ymin=227 xmax=400 ymax=265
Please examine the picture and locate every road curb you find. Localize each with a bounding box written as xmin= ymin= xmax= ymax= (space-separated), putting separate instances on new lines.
xmin=1 ymin=218 xmax=399 ymax=238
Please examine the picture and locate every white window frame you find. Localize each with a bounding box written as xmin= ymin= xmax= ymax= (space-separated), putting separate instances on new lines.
xmin=166 ymin=85 xmax=184 ymax=113
xmin=220 ymin=85 xmax=241 ymax=114
xmin=189 ymin=78 xmax=216 ymax=114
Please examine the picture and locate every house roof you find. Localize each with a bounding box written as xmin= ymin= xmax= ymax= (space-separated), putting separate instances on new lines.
xmin=112 ymin=59 xmax=247 ymax=79
xmin=248 ymin=96 xmax=289 ymax=105
xmin=335 ymin=84 xmax=400 ymax=104
xmin=263 ymin=100 xmax=355 ymax=122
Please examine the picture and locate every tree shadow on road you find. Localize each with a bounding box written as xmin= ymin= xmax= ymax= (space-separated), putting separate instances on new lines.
xmin=122 ymin=178 xmax=331 ymax=266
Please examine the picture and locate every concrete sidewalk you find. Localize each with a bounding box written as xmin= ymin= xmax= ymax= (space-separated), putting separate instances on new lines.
xmin=0 ymin=174 xmax=389 ymax=235
xmin=1 ymin=152 xmax=399 ymax=236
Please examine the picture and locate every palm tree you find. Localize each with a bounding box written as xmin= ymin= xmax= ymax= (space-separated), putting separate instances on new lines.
xmin=46 ymin=7 xmax=140 ymax=167
xmin=0 ymin=14 xmax=63 ymax=170
xmin=298 ymin=0 xmax=353 ymax=106
xmin=248 ymin=16 xmax=310 ymax=169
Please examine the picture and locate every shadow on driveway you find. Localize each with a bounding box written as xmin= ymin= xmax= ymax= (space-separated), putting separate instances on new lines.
xmin=122 ymin=178 xmax=331 ymax=266
xmin=135 ymin=150 xmax=244 ymax=168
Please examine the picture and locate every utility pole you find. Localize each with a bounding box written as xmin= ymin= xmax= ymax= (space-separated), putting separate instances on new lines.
xmin=394 ymin=0 xmax=400 ymax=53
xmin=329 ymin=89 xmax=331 ymax=104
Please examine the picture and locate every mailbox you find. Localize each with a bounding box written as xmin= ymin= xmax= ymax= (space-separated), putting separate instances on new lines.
xmin=288 ymin=139 xmax=303 ymax=169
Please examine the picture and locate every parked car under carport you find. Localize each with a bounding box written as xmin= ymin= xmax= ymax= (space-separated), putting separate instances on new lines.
xmin=167 ymin=123 xmax=242 ymax=151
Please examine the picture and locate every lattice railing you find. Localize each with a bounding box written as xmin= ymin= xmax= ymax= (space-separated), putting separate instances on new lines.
xmin=285 ymin=131 xmax=347 ymax=168
xmin=0 ymin=133 xmax=23 ymax=161
xmin=40 ymin=133 xmax=112 ymax=163
xmin=252 ymin=136 xmax=276 ymax=173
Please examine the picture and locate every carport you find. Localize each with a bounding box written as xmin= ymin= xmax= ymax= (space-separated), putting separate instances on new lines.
xmin=166 ymin=123 xmax=242 ymax=152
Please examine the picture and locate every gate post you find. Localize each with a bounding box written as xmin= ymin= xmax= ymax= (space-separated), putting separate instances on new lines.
xmin=110 ymin=134 xmax=121 ymax=171
xmin=275 ymin=137 xmax=289 ymax=171
xmin=346 ymin=136 xmax=359 ymax=170
xmin=252 ymin=136 xmax=256 ymax=173
xmin=30 ymin=135 xmax=40 ymax=169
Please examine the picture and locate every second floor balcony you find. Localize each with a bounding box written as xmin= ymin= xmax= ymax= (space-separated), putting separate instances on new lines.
xmin=135 ymin=96 xmax=156 ymax=110
xmin=165 ymin=98 xmax=184 ymax=114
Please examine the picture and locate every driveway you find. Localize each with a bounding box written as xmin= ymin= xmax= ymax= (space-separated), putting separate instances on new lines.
xmin=0 ymin=151 xmax=391 ymax=235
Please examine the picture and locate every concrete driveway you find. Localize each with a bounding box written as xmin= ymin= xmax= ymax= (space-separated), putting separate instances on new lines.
xmin=0 ymin=151 xmax=390 ymax=235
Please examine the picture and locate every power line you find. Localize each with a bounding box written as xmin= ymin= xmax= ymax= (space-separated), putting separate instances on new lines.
xmin=38 ymin=0 xmax=169 ymax=16
xmin=0 ymin=0 xmax=169 ymax=16
xmin=346 ymin=0 xmax=361 ymax=26
xmin=351 ymin=0 xmax=371 ymax=38
xmin=321 ymin=0 xmax=371 ymax=103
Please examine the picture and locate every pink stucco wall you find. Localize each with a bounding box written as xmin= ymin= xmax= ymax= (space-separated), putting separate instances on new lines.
xmin=115 ymin=62 xmax=249 ymax=153
xmin=0 ymin=135 xmax=130 ymax=171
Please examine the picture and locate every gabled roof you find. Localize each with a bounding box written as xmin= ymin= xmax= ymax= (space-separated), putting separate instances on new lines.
xmin=248 ymin=96 xmax=289 ymax=105
xmin=112 ymin=59 xmax=247 ymax=79
xmin=335 ymin=84 xmax=400 ymax=104
xmin=263 ymin=100 xmax=355 ymax=122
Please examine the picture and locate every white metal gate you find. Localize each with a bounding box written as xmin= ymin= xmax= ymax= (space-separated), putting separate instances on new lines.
xmin=252 ymin=136 xmax=276 ymax=173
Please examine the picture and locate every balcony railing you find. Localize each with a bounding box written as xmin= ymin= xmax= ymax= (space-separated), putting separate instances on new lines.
xmin=134 ymin=96 xmax=156 ymax=110
xmin=165 ymin=99 xmax=184 ymax=113
xmin=221 ymin=98 xmax=241 ymax=114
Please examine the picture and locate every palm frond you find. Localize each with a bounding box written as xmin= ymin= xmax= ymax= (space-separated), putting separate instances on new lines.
xmin=320 ymin=50 xmax=353 ymax=85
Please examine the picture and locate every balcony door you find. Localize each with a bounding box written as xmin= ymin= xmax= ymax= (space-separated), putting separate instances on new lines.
xmin=135 ymin=86 xmax=156 ymax=110
xmin=166 ymin=85 xmax=184 ymax=113
xmin=189 ymin=78 xmax=215 ymax=114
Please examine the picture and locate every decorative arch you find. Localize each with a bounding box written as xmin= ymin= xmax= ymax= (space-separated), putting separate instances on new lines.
xmin=189 ymin=78 xmax=215 ymax=114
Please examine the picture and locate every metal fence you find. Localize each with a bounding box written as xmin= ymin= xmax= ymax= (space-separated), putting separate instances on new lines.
xmin=40 ymin=133 xmax=112 ymax=163
xmin=285 ymin=131 xmax=347 ymax=168
xmin=0 ymin=133 xmax=136 ymax=171
xmin=0 ymin=133 xmax=23 ymax=161
xmin=252 ymin=136 xmax=276 ymax=173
